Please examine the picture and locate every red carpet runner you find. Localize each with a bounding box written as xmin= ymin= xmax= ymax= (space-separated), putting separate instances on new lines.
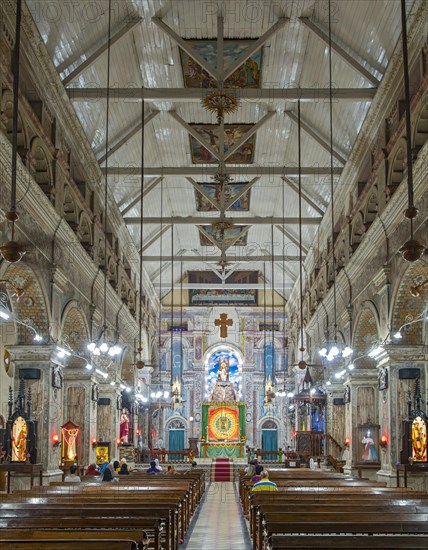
xmin=211 ymin=458 xmax=233 ymax=481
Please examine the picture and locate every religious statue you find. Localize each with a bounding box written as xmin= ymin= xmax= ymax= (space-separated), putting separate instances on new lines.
xmin=378 ymin=366 xmax=388 ymax=391
xmin=120 ymin=409 xmax=130 ymax=443
xmin=411 ymin=417 xmax=427 ymax=462
xmin=217 ymin=358 xmax=230 ymax=381
xmin=361 ymin=430 xmax=378 ymax=462
xmin=12 ymin=416 xmax=27 ymax=462
xmin=65 ymin=429 xmax=78 ymax=460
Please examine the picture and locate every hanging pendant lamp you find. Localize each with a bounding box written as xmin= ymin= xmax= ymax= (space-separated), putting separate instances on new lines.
xmin=86 ymin=0 xmax=122 ymax=366
xmin=135 ymin=94 xmax=146 ymax=371
xmin=1 ymin=0 xmax=25 ymax=263
xmin=398 ymin=0 xmax=425 ymax=262
xmin=317 ymin=1 xmax=353 ymax=363
xmin=296 ymin=101 xmax=307 ymax=371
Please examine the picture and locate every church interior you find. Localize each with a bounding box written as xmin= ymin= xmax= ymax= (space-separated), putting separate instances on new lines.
xmin=0 ymin=0 xmax=427 ymax=548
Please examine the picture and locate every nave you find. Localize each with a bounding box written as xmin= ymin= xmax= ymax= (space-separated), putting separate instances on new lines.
xmin=183 ymin=482 xmax=252 ymax=550
xmin=1 ymin=463 xmax=427 ymax=549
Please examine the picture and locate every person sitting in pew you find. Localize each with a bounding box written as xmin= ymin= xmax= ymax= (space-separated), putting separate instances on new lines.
xmin=147 ymin=460 xmax=161 ymax=473
xmin=251 ymin=465 xmax=264 ymax=482
xmin=113 ymin=460 xmax=121 ymax=473
xmin=154 ymin=458 xmax=163 ymax=471
xmin=85 ymin=463 xmax=100 ymax=476
xmin=166 ymin=465 xmax=176 ymax=474
xmin=102 ymin=468 xmax=119 ymax=482
xmin=118 ymin=463 xmax=130 ymax=475
xmin=251 ymin=470 xmax=278 ymax=492
xmin=64 ymin=465 xmax=81 ymax=483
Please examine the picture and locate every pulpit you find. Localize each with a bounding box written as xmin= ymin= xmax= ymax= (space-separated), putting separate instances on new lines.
xmin=295 ymin=431 xmax=324 ymax=459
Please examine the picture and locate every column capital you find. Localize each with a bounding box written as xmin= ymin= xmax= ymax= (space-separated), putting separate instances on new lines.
xmin=7 ymin=344 xmax=57 ymax=363
xmin=372 ymin=265 xmax=391 ymax=290
xmin=383 ymin=344 xmax=428 ymax=363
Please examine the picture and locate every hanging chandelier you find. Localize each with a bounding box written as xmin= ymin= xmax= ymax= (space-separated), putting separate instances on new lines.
xmin=398 ymin=0 xmax=424 ymax=262
xmin=211 ymin=213 xmax=234 ymax=242
xmin=86 ymin=0 xmax=122 ymax=375
xmin=315 ymin=0 xmax=354 ymax=365
xmin=202 ymin=91 xmax=239 ymax=124
xmin=318 ymin=342 xmax=353 ymax=362
xmin=0 ymin=0 xmax=25 ymax=263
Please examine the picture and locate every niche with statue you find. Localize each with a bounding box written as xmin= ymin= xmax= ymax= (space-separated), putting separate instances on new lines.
xmin=1 ymin=381 xmax=37 ymax=463
xmin=60 ymin=420 xmax=80 ymax=466
xmin=400 ymin=378 xmax=427 ymax=465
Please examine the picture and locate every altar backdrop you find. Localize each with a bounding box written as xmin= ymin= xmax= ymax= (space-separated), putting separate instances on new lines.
xmin=202 ymin=402 xmax=246 ymax=442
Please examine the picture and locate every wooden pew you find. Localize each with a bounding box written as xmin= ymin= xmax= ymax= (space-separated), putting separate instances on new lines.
xmin=258 ymin=512 xmax=428 ymax=550
xmin=269 ymin=534 xmax=428 ymax=549
xmin=2 ymin=542 xmax=136 ymax=550
xmin=0 ymin=531 xmax=145 ymax=550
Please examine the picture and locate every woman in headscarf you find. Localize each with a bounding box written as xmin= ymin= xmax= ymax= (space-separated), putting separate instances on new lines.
xmin=102 ymin=468 xmax=119 ymax=482
xmin=107 ymin=462 xmax=119 ymax=478
xmin=99 ymin=461 xmax=109 ymax=475
xmin=86 ymin=463 xmax=100 ymax=476
xmin=154 ymin=458 xmax=163 ymax=472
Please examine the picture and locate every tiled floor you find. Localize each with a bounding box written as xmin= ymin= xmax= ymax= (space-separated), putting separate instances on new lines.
xmin=183 ymin=482 xmax=252 ymax=550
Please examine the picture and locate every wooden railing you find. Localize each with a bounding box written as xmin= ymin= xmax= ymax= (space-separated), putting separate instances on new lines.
xmin=326 ymin=434 xmax=343 ymax=459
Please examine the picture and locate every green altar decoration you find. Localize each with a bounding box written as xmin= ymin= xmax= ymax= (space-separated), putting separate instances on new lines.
xmin=202 ymin=442 xmax=244 ymax=458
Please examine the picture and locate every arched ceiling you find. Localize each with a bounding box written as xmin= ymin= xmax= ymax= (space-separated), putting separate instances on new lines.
xmin=27 ymin=0 xmax=415 ymax=300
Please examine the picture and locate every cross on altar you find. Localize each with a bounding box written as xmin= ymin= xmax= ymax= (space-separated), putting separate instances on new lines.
xmin=215 ymin=313 xmax=233 ymax=338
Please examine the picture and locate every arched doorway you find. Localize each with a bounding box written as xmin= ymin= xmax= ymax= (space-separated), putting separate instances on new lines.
xmin=261 ymin=419 xmax=278 ymax=460
xmin=167 ymin=418 xmax=186 ymax=460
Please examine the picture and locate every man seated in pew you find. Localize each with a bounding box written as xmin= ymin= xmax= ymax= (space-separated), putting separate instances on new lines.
xmin=64 ymin=465 xmax=81 ymax=483
xmin=113 ymin=460 xmax=121 ymax=473
xmin=146 ymin=460 xmax=161 ymax=473
xmin=166 ymin=465 xmax=176 ymax=474
xmin=251 ymin=470 xmax=278 ymax=492
xmin=85 ymin=463 xmax=100 ymax=475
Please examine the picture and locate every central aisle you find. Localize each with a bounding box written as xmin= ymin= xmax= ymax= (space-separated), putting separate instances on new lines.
xmin=183 ymin=482 xmax=252 ymax=550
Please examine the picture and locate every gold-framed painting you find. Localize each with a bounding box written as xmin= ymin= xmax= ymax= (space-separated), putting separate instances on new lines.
xmin=95 ymin=443 xmax=110 ymax=465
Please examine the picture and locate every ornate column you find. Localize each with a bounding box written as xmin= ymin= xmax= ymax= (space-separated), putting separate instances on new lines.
xmin=7 ymin=344 xmax=63 ymax=479
xmin=342 ymin=369 xmax=378 ymax=475
xmin=95 ymin=384 xmax=121 ymax=460
xmin=63 ymin=368 xmax=99 ymax=468
xmin=377 ymin=345 xmax=427 ymax=485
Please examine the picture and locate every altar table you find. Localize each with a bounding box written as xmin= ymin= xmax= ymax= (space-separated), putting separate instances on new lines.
xmin=201 ymin=442 xmax=244 ymax=459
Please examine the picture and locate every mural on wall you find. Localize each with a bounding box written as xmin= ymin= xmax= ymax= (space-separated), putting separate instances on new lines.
xmin=194 ymin=181 xmax=250 ymax=211
xmin=199 ymin=225 xmax=248 ymax=247
xmin=189 ymin=271 xmax=257 ymax=306
xmin=189 ymin=124 xmax=255 ymax=164
xmin=180 ymin=40 xmax=262 ymax=89
xmin=205 ymin=347 xmax=242 ymax=401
